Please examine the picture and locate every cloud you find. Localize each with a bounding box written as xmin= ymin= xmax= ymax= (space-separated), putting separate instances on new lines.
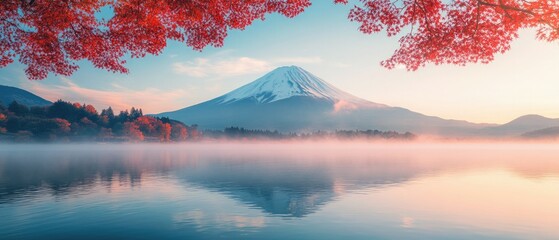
xmin=275 ymin=56 xmax=323 ymax=64
xmin=333 ymin=100 xmax=358 ymax=113
xmin=24 ymin=78 xmax=188 ymax=114
xmin=172 ymin=56 xmax=323 ymax=79
xmin=173 ymin=57 xmax=272 ymax=78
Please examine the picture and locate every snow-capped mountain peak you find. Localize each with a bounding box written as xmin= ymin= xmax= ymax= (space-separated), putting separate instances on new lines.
xmin=218 ymin=66 xmax=380 ymax=106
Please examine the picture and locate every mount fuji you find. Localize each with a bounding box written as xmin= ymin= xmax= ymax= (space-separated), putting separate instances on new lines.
xmin=157 ymin=66 xmax=485 ymax=135
xmin=214 ymin=65 xmax=382 ymax=107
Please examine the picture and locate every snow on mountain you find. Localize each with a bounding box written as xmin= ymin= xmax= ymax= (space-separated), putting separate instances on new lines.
xmin=217 ymin=66 xmax=385 ymax=108
xmin=156 ymin=66 xmax=485 ymax=134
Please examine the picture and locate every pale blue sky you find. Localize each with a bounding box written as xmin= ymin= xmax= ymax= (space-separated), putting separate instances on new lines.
xmin=1 ymin=1 xmax=559 ymax=124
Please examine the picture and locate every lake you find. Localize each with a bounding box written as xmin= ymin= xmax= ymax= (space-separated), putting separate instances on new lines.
xmin=1 ymin=142 xmax=558 ymax=239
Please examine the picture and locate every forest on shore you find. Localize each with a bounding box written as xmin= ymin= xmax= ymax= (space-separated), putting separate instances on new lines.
xmin=205 ymin=127 xmax=415 ymax=141
xmin=0 ymin=100 xmax=415 ymax=142
xmin=0 ymin=100 xmax=199 ymax=142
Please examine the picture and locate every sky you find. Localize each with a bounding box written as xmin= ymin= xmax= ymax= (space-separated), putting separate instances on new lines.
xmin=1 ymin=1 xmax=559 ymax=124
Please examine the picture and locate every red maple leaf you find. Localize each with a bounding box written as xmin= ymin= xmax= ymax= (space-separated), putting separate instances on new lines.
xmin=1 ymin=0 xmax=557 ymax=80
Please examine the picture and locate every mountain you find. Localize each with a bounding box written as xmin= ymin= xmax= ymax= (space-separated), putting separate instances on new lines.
xmin=0 ymin=85 xmax=52 ymax=107
xmin=157 ymin=66 xmax=487 ymax=135
xmin=521 ymin=126 xmax=559 ymax=139
xmin=215 ymin=65 xmax=383 ymax=107
xmin=480 ymin=114 xmax=559 ymax=137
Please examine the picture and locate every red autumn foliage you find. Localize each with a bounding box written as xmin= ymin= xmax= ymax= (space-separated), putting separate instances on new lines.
xmin=84 ymin=104 xmax=98 ymax=115
xmin=340 ymin=0 xmax=559 ymax=70
xmin=134 ymin=116 xmax=173 ymax=141
xmin=123 ymin=122 xmax=144 ymax=141
xmin=0 ymin=0 xmax=557 ymax=79
xmin=0 ymin=0 xmax=310 ymax=80
xmin=135 ymin=116 xmax=157 ymax=135
xmin=171 ymin=124 xmax=188 ymax=141
xmin=161 ymin=123 xmax=172 ymax=142
xmin=53 ymin=118 xmax=71 ymax=133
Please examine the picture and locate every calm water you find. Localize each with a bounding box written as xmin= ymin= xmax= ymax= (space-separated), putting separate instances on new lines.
xmin=1 ymin=143 xmax=558 ymax=239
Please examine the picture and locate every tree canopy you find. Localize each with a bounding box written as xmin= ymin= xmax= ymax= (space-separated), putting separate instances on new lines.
xmin=1 ymin=0 xmax=557 ymax=79
xmin=0 ymin=100 xmax=196 ymax=142
xmin=342 ymin=0 xmax=559 ymax=70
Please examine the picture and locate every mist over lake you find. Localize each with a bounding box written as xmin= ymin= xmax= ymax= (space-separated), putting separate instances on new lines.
xmin=1 ymin=0 xmax=559 ymax=239
xmin=1 ymin=143 xmax=558 ymax=239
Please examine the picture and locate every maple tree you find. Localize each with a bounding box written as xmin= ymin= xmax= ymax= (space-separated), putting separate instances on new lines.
xmin=340 ymin=0 xmax=559 ymax=70
xmin=0 ymin=0 xmax=310 ymax=80
xmin=0 ymin=0 xmax=557 ymax=80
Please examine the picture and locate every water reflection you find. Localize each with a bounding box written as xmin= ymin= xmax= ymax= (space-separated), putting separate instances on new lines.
xmin=1 ymin=143 xmax=559 ymax=239
xmin=2 ymin=143 xmax=558 ymax=214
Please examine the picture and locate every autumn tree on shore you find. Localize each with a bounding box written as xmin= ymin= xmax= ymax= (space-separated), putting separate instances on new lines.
xmin=0 ymin=100 xmax=194 ymax=142
xmin=1 ymin=0 xmax=557 ymax=80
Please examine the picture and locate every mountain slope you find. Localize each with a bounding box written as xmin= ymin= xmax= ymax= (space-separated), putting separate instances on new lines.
xmin=157 ymin=66 xmax=485 ymax=135
xmin=521 ymin=126 xmax=559 ymax=139
xmin=0 ymin=85 xmax=52 ymax=107
xmin=480 ymin=114 xmax=559 ymax=137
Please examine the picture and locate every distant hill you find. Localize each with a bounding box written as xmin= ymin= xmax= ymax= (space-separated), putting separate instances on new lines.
xmin=480 ymin=114 xmax=559 ymax=137
xmin=0 ymin=85 xmax=52 ymax=107
xmin=521 ymin=126 xmax=559 ymax=139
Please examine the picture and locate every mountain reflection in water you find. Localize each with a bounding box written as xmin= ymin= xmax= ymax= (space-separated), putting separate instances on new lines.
xmin=1 ymin=143 xmax=559 ymax=239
